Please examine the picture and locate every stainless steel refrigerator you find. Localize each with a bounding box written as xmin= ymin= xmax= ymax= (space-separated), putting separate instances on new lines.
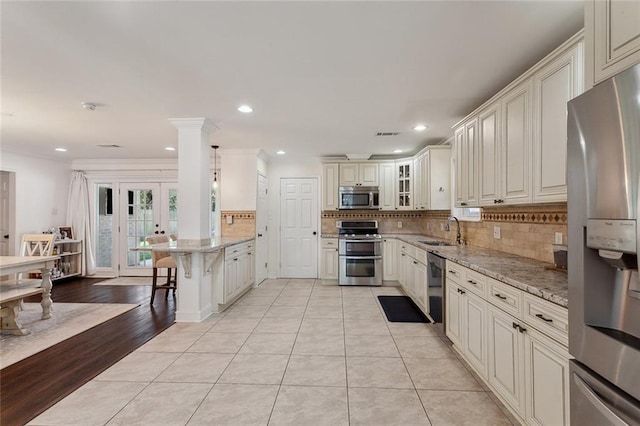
xmin=567 ymin=62 xmax=640 ymax=425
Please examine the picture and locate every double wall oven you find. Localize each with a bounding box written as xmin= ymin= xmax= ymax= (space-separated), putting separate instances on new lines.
xmin=338 ymin=220 xmax=382 ymax=286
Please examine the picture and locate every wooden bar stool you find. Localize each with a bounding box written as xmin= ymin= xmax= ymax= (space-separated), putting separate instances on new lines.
xmin=145 ymin=235 xmax=177 ymax=305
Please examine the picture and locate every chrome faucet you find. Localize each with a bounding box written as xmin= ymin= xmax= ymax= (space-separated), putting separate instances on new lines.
xmin=446 ymin=216 xmax=462 ymax=245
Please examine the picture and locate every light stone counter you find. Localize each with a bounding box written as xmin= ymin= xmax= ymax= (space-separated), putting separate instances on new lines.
xmin=384 ymin=234 xmax=568 ymax=307
xmin=141 ymin=236 xmax=254 ymax=254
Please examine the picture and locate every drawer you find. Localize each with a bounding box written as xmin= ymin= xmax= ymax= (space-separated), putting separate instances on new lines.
xmin=415 ymin=247 xmax=427 ymax=264
xmin=225 ymin=241 xmax=252 ymax=260
xmin=322 ymin=238 xmax=338 ymax=249
xmin=400 ymin=243 xmax=416 ymax=258
xmin=523 ymin=294 xmax=568 ymax=346
xmin=462 ymin=269 xmax=487 ymax=297
xmin=487 ymin=277 xmax=523 ymax=319
xmin=445 ymin=261 xmax=465 ymax=283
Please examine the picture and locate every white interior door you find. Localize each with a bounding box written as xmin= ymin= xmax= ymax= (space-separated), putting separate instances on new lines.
xmin=256 ymin=173 xmax=268 ymax=284
xmin=0 ymin=171 xmax=15 ymax=257
xmin=118 ymin=182 xmax=179 ymax=276
xmin=280 ymin=178 xmax=318 ymax=278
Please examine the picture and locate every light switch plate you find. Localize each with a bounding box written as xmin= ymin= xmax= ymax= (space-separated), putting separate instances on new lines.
xmin=494 ymin=226 xmax=501 ymax=239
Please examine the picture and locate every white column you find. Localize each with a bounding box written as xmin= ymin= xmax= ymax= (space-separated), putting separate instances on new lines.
xmin=169 ymin=118 xmax=217 ymax=322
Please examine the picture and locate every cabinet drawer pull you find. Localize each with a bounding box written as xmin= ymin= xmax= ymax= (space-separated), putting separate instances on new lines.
xmin=467 ymin=279 xmax=477 ymax=285
xmin=413 ymin=261 xmax=418 ymax=265
xmin=234 ymin=258 xmax=238 ymax=261
xmin=512 ymin=322 xmax=526 ymax=333
xmin=494 ymin=293 xmax=507 ymax=300
xmin=448 ymin=270 xmax=457 ymax=274
xmin=535 ymin=313 xmax=553 ymax=322
xmin=457 ymin=288 xmax=466 ymax=294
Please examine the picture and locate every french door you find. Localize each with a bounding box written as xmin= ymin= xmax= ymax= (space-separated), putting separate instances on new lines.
xmin=119 ymin=182 xmax=177 ymax=276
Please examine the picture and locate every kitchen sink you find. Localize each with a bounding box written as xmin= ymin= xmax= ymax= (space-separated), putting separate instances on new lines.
xmin=419 ymin=240 xmax=456 ymax=246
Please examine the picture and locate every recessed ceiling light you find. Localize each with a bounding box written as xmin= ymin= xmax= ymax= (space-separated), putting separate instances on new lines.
xmin=238 ymin=105 xmax=253 ymax=113
xmin=165 ymin=146 xmax=176 ymax=151
xmin=81 ymin=102 xmax=96 ymax=111
xmin=393 ymin=149 xmax=403 ymax=153
xmin=413 ymin=124 xmax=427 ymax=131
xmin=55 ymin=147 xmax=67 ymax=152
xmin=1 ymin=112 xmax=14 ymax=117
xmin=276 ymin=150 xmax=285 ymax=155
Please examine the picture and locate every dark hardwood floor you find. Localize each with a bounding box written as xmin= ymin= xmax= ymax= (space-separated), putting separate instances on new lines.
xmin=0 ymin=278 xmax=176 ymax=426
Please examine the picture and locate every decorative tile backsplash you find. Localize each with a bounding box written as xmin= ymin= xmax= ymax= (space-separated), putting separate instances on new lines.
xmin=321 ymin=203 xmax=568 ymax=264
xmin=221 ymin=210 xmax=256 ymax=237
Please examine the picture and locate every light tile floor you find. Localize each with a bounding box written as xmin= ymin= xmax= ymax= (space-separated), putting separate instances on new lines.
xmin=29 ymin=279 xmax=517 ymax=426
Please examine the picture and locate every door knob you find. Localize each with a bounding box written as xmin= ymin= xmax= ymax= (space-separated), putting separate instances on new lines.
xmin=160 ymin=230 xmax=165 ymax=235
xmin=154 ymin=231 xmax=159 ymax=234
xmin=313 ymin=231 xmax=317 ymax=235
xmin=3 ymin=234 xmax=8 ymax=239
xmin=257 ymin=233 xmax=263 ymax=237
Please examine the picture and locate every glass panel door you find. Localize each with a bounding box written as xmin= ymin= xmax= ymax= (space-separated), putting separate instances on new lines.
xmin=119 ymin=183 xmax=160 ymax=276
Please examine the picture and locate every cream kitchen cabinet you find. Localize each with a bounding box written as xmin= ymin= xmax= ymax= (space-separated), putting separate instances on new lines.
xmin=415 ymin=146 xmax=451 ymax=210
xmin=339 ymin=162 xmax=378 ymax=186
xmin=501 ymin=81 xmax=533 ymax=204
xmin=382 ymin=238 xmax=398 ymax=281
xmin=446 ymin=259 xmax=570 ymax=425
xmin=320 ymin=238 xmax=339 ymax=280
xmin=454 ymin=119 xmax=479 ymax=207
xmin=445 ymin=262 xmax=488 ymax=378
xmin=588 ymin=0 xmax=640 ymax=86
xmin=378 ymin=162 xmax=396 ymax=211
xmin=322 ymin=163 xmax=340 ymax=211
xmin=399 ymin=243 xmax=427 ymax=314
xmin=395 ymin=160 xmax=413 ymax=210
xmin=222 ymin=240 xmax=255 ymax=305
xmin=532 ymin=40 xmax=584 ymax=203
xmin=478 ymin=103 xmax=502 ymax=206
xmin=454 ymin=32 xmax=584 ymax=207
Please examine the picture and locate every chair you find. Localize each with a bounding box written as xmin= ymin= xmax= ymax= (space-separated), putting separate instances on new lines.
xmin=145 ymin=235 xmax=177 ymax=304
xmin=17 ymin=234 xmax=55 ymax=282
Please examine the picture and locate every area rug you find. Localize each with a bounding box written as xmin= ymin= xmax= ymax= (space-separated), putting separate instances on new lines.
xmin=0 ymin=302 xmax=138 ymax=369
xmin=94 ymin=277 xmax=152 ymax=286
xmin=378 ymin=295 xmax=430 ymax=323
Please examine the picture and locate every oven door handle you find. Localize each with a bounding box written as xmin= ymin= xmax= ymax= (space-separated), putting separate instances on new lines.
xmin=341 ymin=256 xmax=383 ymax=260
xmin=340 ymin=239 xmax=382 ymax=243
xmin=572 ymin=372 xmax=629 ymax=426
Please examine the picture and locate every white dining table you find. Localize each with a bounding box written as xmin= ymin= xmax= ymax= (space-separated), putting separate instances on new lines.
xmin=0 ymin=255 xmax=59 ymax=335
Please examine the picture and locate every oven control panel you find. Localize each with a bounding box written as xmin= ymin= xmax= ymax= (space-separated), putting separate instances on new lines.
xmin=587 ymin=219 xmax=636 ymax=253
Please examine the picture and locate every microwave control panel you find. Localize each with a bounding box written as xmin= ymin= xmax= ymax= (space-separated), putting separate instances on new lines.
xmin=587 ymin=219 xmax=637 ymax=253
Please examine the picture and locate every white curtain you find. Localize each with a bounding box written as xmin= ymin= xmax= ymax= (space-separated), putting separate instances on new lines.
xmin=66 ymin=171 xmax=96 ymax=276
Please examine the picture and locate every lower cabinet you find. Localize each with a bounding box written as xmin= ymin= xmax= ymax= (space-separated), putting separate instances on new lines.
xmin=446 ymin=260 xmax=570 ymax=425
xmin=382 ymin=238 xmax=397 ymax=281
xmin=446 ymin=277 xmax=488 ymax=378
xmin=222 ymin=240 xmax=255 ymax=304
xmin=399 ymin=243 xmax=428 ymax=315
xmin=320 ymin=238 xmax=339 ymax=280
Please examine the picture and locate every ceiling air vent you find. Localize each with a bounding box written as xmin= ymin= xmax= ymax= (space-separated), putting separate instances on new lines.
xmin=97 ymin=144 xmax=123 ymax=148
xmin=376 ymin=132 xmax=400 ymax=136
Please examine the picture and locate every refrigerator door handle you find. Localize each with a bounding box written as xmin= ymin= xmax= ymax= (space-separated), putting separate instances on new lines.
xmin=573 ymin=372 xmax=629 ymax=426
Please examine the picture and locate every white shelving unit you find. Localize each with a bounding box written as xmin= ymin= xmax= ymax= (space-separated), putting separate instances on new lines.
xmin=51 ymin=239 xmax=82 ymax=281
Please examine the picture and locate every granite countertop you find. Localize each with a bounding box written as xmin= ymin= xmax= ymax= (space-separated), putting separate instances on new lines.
xmin=321 ymin=233 xmax=568 ymax=307
xmin=133 ymin=236 xmax=254 ymax=253
xmin=387 ymin=234 xmax=568 ymax=308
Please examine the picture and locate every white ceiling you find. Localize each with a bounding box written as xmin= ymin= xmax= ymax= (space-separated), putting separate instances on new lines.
xmin=1 ymin=1 xmax=584 ymax=161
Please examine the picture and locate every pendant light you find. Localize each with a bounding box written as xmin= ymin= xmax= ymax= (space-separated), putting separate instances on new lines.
xmin=211 ymin=145 xmax=219 ymax=188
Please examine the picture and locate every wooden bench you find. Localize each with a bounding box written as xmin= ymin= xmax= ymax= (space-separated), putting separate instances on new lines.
xmin=1 ymin=285 xmax=44 ymax=335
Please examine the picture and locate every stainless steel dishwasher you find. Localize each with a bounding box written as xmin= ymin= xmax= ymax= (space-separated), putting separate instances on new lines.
xmin=427 ymin=252 xmax=446 ymax=336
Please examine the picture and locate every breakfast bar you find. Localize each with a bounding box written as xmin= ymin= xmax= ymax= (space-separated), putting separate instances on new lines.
xmin=137 ymin=236 xmax=254 ymax=322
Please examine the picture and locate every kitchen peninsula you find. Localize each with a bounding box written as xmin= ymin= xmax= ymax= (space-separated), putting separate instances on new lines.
xmin=140 ymin=236 xmax=255 ymax=321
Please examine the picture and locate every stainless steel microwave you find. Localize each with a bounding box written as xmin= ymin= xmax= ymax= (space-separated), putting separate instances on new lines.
xmin=339 ymin=186 xmax=380 ymax=210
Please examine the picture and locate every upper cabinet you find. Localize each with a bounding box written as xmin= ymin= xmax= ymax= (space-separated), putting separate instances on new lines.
xmin=454 ymin=32 xmax=584 ymax=207
xmin=532 ymin=42 xmax=584 ymax=202
xmin=395 ymin=160 xmax=413 ymax=210
xmin=322 ymin=163 xmax=340 ymax=211
xmin=418 ymin=147 xmax=451 ymax=210
xmin=339 ymin=163 xmax=379 ymax=186
xmin=379 ymin=162 xmax=396 ymax=211
xmin=587 ymin=0 xmax=640 ymax=86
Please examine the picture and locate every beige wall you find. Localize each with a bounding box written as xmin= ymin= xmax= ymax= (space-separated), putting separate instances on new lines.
xmin=322 ymin=203 xmax=567 ymax=264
